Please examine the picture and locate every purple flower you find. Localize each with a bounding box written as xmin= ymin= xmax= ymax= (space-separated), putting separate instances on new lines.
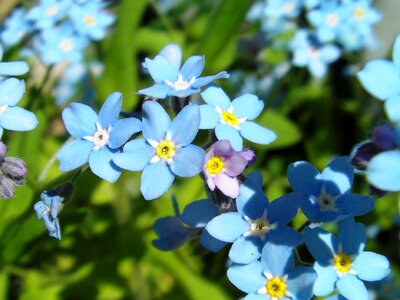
xmin=203 ymin=140 xmax=254 ymax=198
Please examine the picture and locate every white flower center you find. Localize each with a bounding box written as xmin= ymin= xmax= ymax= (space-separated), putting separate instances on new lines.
xmin=215 ymin=105 xmax=246 ymax=130
xmin=147 ymin=132 xmax=180 ymax=164
xmin=165 ymin=74 xmax=195 ymax=91
xmin=308 ymin=46 xmax=321 ymax=59
xmin=59 ymin=38 xmax=74 ymax=52
xmin=83 ymin=122 xmax=111 ymax=150
xmin=282 ymin=3 xmax=295 ymax=14
xmin=45 ymin=5 xmax=59 ymax=17
xmin=0 ymin=105 xmax=8 ymax=115
xmin=314 ymin=185 xmax=340 ymax=212
xmin=243 ymin=210 xmax=276 ymax=240
xmin=325 ymin=13 xmax=340 ymax=27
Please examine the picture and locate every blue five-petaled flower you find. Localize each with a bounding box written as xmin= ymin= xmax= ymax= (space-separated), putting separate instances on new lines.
xmin=113 ymin=101 xmax=205 ymax=200
xmin=57 ymin=92 xmax=142 ymax=183
xmin=199 ymin=84 xmax=277 ymax=151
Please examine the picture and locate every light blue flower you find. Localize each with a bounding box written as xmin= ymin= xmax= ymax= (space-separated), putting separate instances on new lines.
xmin=0 ymin=78 xmax=38 ymax=138
xmin=69 ymin=1 xmax=115 ymax=40
xmin=138 ymin=44 xmax=229 ymax=99
xmin=228 ymin=242 xmax=316 ymax=300
xmin=34 ymin=190 xmax=63 ymax=240
xmin=113 ymin=101 xmax=205 ymax=200
xmin=206 ymin=177 xmax=302 ymax=264
xmin=357 ymin=35 xmax=400 ymax=122
xmin=288 ymin=156 xmax=375 ymax=222
xmin=367 ymin=149 xmax=400 ymax=192
xmin=26 ymin=0 xmax=71 ymax=29
xmin=0 ymin=44 xmax=29 ymax=77
xmin=199 ymin=84 xmax=276 ymax=151
xmin=0 ymin=8 xmax=33 ymax=47
xmin=290 ymin=29 xmax=340 ymax=78
xmin=57 ymin=92 xmax=141 ymax=183
xmin=304 ymin=218 xmax=390 ymax=299
xmin=264 ymin=0 xmax=302 ymax=19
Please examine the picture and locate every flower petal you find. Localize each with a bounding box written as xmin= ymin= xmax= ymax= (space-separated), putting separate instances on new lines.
xmin=337 ymin=275 xmax=368 ymax=300
xmin=145 ymin=55 xmax=178 ymax=83
xmin=0 ymin=106 xmax=38 ymax=131
xmin=268 ymin=193 xmax=301 ymax=224
xmin=215 ymin=124 xmax=243 ymax=151
xmin=57 ymin=139 xmax=92 ymax=171
xmin=240 ymin=121 xmax=277 ymax=146
xmin=180 ymin=55 xmax=204 ymax=80
xmin=192 ymin=71 xmax=230 ymax=88
xmin=261 ymin=242 xmax=294 ymax=277
xmin=337 ymin=217 xmax=366 ymax=256
xmin=352 ymin=252 xmax=390 ymax=281
xmin=224 ymin=153 xmax=248 ymax=176
xmin=288 ymin=161 xmax=321 ymax=196
xmin=142 ymin=100 xmax=170 ymax=141
xmin=227 ymin=261 xmax=265 ymax=294
xmin=89 ymin=147 xmax=121 ymax=183
xmin=170 ymin=145 xmax=204 ymax=177
xmin=109 ymin=117 xmax=142 ymax=149
xmin=385 ymin=95 xmax=400 ymax=122
xmin=313 ymin=262 xmax=337 ymax=296
xmin=0 ymin=78 xmax=25 ymax=106
xmin=113 ymin=138 xmax=153 ymax=171
xmin=287 ymin=267 xmax=316 ymax=300
xmin=214 ymin=173 xmax=240 ymax=198
xmin=304 ymin=226 xmax=337 ymax=264
xmin=0 ymin=61 xmax=29 ymax=76
xmin=321 ymin=156 xmax=353 ymax=195
xmin=169 ymin=104 xmax=200 ymax=146
xmin=200 ymin=229 xmax=227 ymax=252
xmin=336 ymin=194 xmax=374 ymax=218
xmin=137 ymin=83 xmax=171 ymax=99
xmin=199 ymin=104 xmax=219 ymax=129
xmin=205 ymin=212 xmax=248 ymax=243
xmin=181 ymin=199 xmax=218 ymax=228
xmin=97 ymin=92 xmax=122 ymax=128
xmin=62 ymin=102 xmax=97 ymax=138
xmin=229 ymin=236 xmax=262 ymax=264
xmin=367 ymin=150 xmax=400 ymax=191
xmin=200 ymin=84 xmax=231 ymax=110
xmin=231 ymin=94 xmax=264 ymax=120
xmin=140 ymin=162 xmax=174 ymax=200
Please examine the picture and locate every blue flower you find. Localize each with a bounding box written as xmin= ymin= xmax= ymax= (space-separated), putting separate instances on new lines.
xmin=113 ymin=101 xmax=205 ymax=200
xmin=138 ymin=44 xmax=229 ymax=99
xmin=152 ymin=216 xmax=190 ymax=251
xmin=0 ymin=44 xmax=29 ymax=77
xmin=205 ymin=177 xmax=302 ymax=264
xmin=26 ymin=0 xmax=71 ymax=29
xmin=227 ymin=242 xmax=316 ymax=300
xmin=0 ymin=78 xmax=38 ymax=138
xmin=0 ymin=8 xmax=33 ymax=47
xmin=290 ymin=29 xmax=340 ymax=78
xmin=264 ymin=0 xmax=302 ymax=19
xmin=357 ymin=35 xmax=400 ymax=122
xmin=288 ymin=156 xmax=375 ymax=222
xmin=34 ymin=190 xmax=63 ymax=240
xmin=69 ymin=1 xmax=115 ymax=40
xmin=304 ymin=218 xmax=390 ymax=299
xmin=199 ymin=84 xmax=276 ymax=151
xmin=57 ymin=92 xmax=141 ymax=183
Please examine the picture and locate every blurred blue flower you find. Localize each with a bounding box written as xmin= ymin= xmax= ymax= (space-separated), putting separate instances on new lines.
xmin=34 ymin=190 xmax=63 ymax=240
xmin=0 ymin=44 xmax=29 ymax=77
xmin=227 ymin=242 xmax=316 ymax=300
xmin=0 ymin=8 xmax=32 ymax=47
xmin=138 ymin=44 xmax=229 ymax=99
xmin=206 ymin=177 xmax=302 ymax=264
xmin=304 ymin=218 xmax=390 ymax=299
xmin=288 ymin=156 xmax=374 ymax=222
xmin=290 ymin=29 xmax=340 ymax=78
xmin=26 ymin=0 xmax=72 ymax=29
xmin=265 ymin=0 xmax=302 ymax=19
xmin=113 ymin=101 xmax=204 ymax=200
xmin=57 ymin=92 xmax=141 ymax=182
xmin=199 ymin=84 xmax=276 ymax=151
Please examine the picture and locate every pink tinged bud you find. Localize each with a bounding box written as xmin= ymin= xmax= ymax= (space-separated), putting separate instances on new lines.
xmin=3 ymin=157 xmax=27 ymax=178
xmin=0 ymin=176 xmax=16 ymax=199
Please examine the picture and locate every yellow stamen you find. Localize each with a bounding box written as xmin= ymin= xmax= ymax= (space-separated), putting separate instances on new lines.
xmin=266 ymin=277 xmax=287 ymax=298
xmin=221 ymin=111 xmax=239 ymax=126
xmin=155 ymin=140 xmax=176 ymax=160
xmin=83 ymin=15 xmax=96 ymax=26
xmin=333 ymin=253 xmax=352 ymax=273
xmin=205 ymin=156 xmax=224 ymax=175
xmin=354 ymin=7 xmax=365 ymax=20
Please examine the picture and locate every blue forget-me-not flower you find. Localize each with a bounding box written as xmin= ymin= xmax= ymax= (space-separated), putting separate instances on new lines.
xmin=57 ymin=92 xmax=141 ymax=183
xmin=304 ymin=218 xmax=390 ymax=300
xmin=113 ymin=101 xmax=205 ymax=200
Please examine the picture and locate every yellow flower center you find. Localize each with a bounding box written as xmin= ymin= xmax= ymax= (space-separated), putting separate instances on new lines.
xmin=266 ymin=277 xmax=287 ymax=298
xmin=83 ymin=15 xmax=96 ymax=26
xmin=155 ymin=140 xmax=176 ymax=160
xmin=333 ymin=253 xmax=352 ymax=273
xmin=354 ymin=7 xmax=365 ymax=20
xmin=221 ymin=111 xmax=239 ymax=126
xmin=205 ymin=156 xmax=224 ymax=175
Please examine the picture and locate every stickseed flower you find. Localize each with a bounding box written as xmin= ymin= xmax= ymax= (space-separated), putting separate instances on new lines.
xmin=304 ymin=218 xmax=390 ymax=299
xmin=113 ymin=101 xmax=205 ymax=200
xmin=203 ymin=140 xmax=255 ymax=198
xmin=57 ymin=92 xmax=141 ymax=182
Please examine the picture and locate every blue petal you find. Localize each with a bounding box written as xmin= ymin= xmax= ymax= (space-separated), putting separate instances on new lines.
xmin=287 ymin=161 xmax=321 ymax=196
xmin=0 ymin=106 xmax=38 ymax=131
xmin=231 ymin=94 xmax=264 ymax=120
xmin=215 ymin=123 xmax=243 ymax=151
xmin=168 ymin=87 xmax=201 ymax=98
xmin=88 ymin=147 xmax=121 ymax=183
xmin=304 ymin=226 xmax=337 ymax=264
xmin=229 ymin=236 xmax=262 ymax=264
xmin=300 ymin=195 xmax=320 ymax=222
xmin=227 ymin=261 xmax=265 ymax=294
xmin=261 ymin=242 xmax=294 ymax=277
xmin=236 ymin=179 xmax=268 ymax=220
xmin=205 ymin=212 xmax=247 ymax=243
xmin=200 ymin=84 xmax=231 ymax=110
xmin=321 ymin=156 xmax=353 ymax=195
xmin=57 ymin=139 xmax=92 ymax=171
xmin=267 ymin=225 xmax=303 ymax=249
xmin=337 ymin=217 xmax=366 ymax=256
xmin=240 ymin=121 xmax=277 ymax=146
xmin=244 ymin=294 xmax=265 ymax=300
xmin=113 ymin=139 xmax=154 ymax=171
xmin=337 ymin=275 xmax=368 ymax=300
xmin=268 ymin=193 xmax=301 ymax=224
xmin=170 ymin=145 xmax=204 ymax=177
xmin=97 ymin=92 xmax=122 ymax=128
xmin=200 ymin=229 xmax=227 ymax=252
xmin=0 ymin=61 xmax=29 ymax=76
xmin=313 ymin=262 xmax=337 ymax=296
xmin=367 ymin=150 xmax=400 ymax=191
xmin=192 ymin=71 xmax=230 ymax=88
xmin=287 ymin=267 xmax=316 ymax=300
xmin=181 ymin=199 xmax=218 ymax=228
xmin=169 ymin=104 xmax=200 ymax=146
xmin=199 ymin=104 xmax=219 ymax=129
xmin=180 ymin=55 xmax=204 ymax=80
xmin=140 ymin=162 xmax=174 ymax=200
xmin=109 ymin=118 xmax=141 ymax=149
xmin=137 ymin=83 xmax=171 ymax=99
xmin=62 ymin=103 xmax=97 ymax=138
xmin=145 ymin=55 xmax=178 ymax=83
xmin=142 ymin=100 xmax=171 ymax=141
xmin=385 ymin=95 xmax=400 ymax=122
xmin=152 ymin=216 xmax=189 ymax=251
xmin=352 ymin=252 xmax=390 ymax=281
xmin=357 ymin=59 xmax=400 ymax=100
xmin=336 ymin=194 xmax=374 ymax=217
xmin=0 ymin=78 xmax=25 ymax=106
